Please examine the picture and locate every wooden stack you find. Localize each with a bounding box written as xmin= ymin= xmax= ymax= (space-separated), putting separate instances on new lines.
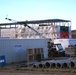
xmin=28 ymin=49 xmax=34 ymax=62
xmin=65 ymin=45 xmax=76 ymax=57
xmin=27 ymin=48 xmax=44 ymax=63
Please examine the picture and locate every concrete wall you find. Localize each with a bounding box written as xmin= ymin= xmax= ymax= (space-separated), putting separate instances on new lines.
xmin=0 ymin=38 xmax=48 ymax=63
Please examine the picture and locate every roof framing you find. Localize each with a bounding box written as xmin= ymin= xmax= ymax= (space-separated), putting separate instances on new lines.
xmin=0 ymin=19 xmax=71 ymax=26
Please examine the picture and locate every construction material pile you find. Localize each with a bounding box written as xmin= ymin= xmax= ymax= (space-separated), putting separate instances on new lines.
xmin=33 ymin=59 xmax=76 ymax=69
xmin=65 ymin=45 xmax=76 ymax=57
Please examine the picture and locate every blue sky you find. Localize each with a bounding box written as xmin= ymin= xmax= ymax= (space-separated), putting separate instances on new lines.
xmin=0 ymin=0 xmax=76 ymax=30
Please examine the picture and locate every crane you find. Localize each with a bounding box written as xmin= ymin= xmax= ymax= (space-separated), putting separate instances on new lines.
xmin=5 ymin=17 xmax=46 ymax=38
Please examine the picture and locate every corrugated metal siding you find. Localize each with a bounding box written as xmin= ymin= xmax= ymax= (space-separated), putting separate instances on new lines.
xmin=0 ymin=39 xmax=48 ymax=63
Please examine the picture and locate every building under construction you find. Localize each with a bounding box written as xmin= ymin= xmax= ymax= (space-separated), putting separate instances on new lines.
xmin=0 ymin=18 xmax=76 ymax=69
xmin=0 ymin=18 xmax=71 ymax=39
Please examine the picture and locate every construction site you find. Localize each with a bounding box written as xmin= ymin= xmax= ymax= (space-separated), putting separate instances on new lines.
xmin=0 ymin=18 xmax=76 ymax=75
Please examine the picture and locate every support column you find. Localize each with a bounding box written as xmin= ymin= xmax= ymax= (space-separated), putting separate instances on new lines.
xmin=0 ymin=28 xmax=1 ymax=37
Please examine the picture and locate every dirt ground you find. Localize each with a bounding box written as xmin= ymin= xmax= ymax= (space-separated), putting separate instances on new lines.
xmin=0 ymin=71 xmax=76 ymax=75
xmin=0 ymin=63 xmax=76 ymax=75
xmin=0 ymin=68 xmax=76 ymax=75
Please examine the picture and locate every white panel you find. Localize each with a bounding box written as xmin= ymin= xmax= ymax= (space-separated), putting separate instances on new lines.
xmin=54 ymin=39 xmax=76 ymax=50
xmin=0 ymin=39 xmax=48 ymax=63
xmin=54 ymin=39 xmax=69 ymax=50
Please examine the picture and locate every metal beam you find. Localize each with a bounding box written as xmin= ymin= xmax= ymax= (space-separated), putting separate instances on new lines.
xmin=0 ymin=19 xmax=71 ymax=26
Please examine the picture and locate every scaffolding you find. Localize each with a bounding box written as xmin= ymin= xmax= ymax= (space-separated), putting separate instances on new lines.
xmin=0 ymin=19 xmax=71 ymax=40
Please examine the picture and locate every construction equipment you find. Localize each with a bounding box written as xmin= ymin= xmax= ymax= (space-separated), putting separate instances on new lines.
xmin=47 ymin=40 xmax=65 ymax=58
xmin=5 ymin=17 xmax=46 ymax=38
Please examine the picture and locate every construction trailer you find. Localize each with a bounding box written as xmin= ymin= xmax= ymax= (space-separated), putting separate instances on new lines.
xmin=0 ymin=38 xmax=49 ymax=64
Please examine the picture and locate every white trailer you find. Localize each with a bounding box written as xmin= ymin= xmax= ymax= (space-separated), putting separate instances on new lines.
xmin=54 ymin=39 xmax=76 ymax=50
xmin=0 ymin=38 xmax=48 ymax=63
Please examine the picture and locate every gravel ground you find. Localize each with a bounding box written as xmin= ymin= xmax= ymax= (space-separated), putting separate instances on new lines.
xmin=0 ymin=63 xmax=76 ymax=75
xmin=0 ymin=72 xmax=76 ymax=75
